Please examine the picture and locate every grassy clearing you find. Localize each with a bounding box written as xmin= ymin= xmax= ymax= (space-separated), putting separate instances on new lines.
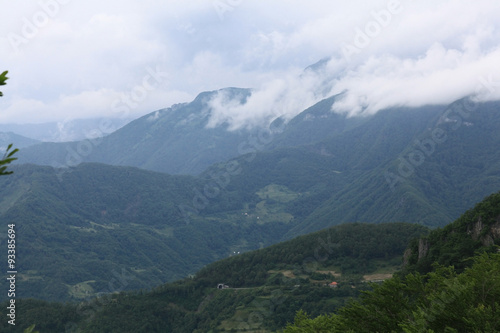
xmin=68 ymin=280 xmax=96 ymax=299
xmin=315 ymin=270 xmax=342 ymax=277
xmin=363 ymin=273 xmax=393 ymax=282
xmin=256 ymin=184 xmax=300 ymax=203
xmin=253 ymin=200 xmax=294 ymax=224
xmin=18 ymin=270 xmax=43 ymax=281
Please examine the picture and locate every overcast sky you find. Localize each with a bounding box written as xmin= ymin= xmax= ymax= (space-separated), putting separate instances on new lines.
xmin=1 ymin=0 xmax=500 ymax=127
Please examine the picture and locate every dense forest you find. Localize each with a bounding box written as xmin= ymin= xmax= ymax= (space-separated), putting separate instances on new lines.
xmin=0 ymin=222 xmax=427 ymax=332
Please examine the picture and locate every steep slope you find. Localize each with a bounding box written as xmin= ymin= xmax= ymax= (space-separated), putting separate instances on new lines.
xmin=19 ymin=88 xmax=254 ymax=175
xmin=192 ymin=104 xmax=444 ymax=230
xmin=286 ymin=100 xmax=500 ymax=235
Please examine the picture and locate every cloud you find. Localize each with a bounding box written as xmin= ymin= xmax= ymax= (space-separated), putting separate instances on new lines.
xmin=206 ymin=67 xmax=331 ymax=130
xmin=1 ymin=0 xmax=500 ymax=125
xmin=208 ymin=0 xmax=500 ymax=129
xmin=146 ymin=110 xmax=161 ymax=122
xmin=0 ymin=88 xmax=191 ymax=124
xmin=331 ymin=41 xmax=500 ymax=117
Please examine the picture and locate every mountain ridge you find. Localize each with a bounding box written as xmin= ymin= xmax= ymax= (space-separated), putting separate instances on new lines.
xmin=18 ymin=88 xmax=255 ymax=175
xmin=3 ymin=91 xmax=500 ymax=305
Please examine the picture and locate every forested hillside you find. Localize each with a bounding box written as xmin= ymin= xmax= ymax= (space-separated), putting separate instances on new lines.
xmin=2 ymin=100 xmax=500 ymax=303
xmin=0 ymin=163 xmax=291 ymax=301
xmin=17 ymin=97 xmax=500 ymax=232
xmin=286 ymin=99 xmax=500 ymax=235
xmin=282 ymin=191 xmax=500 ymax=332
xmin=4 ymin=190 xmax=499 ymax=332
xmin=0 ymin=222 xmax=428 ymax=332
xmin=18 ymin=88 xmax=255 ymax=175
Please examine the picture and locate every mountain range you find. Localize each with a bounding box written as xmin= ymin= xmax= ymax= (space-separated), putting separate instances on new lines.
xmin=2 ymin=86 xmax=500 ymax=305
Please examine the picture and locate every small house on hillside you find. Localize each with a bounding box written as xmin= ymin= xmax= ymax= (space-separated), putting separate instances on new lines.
xmin=328 ymin=281 xmax=338 ymax=288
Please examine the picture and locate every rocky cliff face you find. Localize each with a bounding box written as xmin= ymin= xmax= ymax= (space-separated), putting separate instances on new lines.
xmin=467 ymin=216 xmax=500 ymax=247
xmin=402 ymin=237 xmax=429 ymax=267
xmin=418 ymin=238 xmax=429 ymax=259
xmin=401 ymin=202 xmax=500 ymax=274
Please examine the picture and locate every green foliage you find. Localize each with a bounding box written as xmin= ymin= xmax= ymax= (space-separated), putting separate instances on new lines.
xmin=1 ymin=188 xmax=499 ymax=332
xmin=0 ymin=163 xmax=294 ymax=301
xmin=0 ymin=155 xmax=430 ymax=302
xmin=0 ymin=144 xmax=18 ymax=176
xmin=0 ymin=298 xmax=80 ymax=332
xmin=0 ymin=71 xmax=18 ymax=176
xmin=281 ymin=310 xmax=347 ymax=333
xmin=283 ymin=192 xmax=500 ymax=332
xmin=1 ymin=88 xmax=500 ymax=331
xmin=195 ymin=222 xmax=428 ymax=288
xmin=0 ymin=70 xmax=8 ymax=96
xmin=283 ymin=253 xmax=500 ymax=333
xmin=0 ymin=71 xmax=19 ymax=176
xmin=0 ymin=222 xmax=424 ymax=332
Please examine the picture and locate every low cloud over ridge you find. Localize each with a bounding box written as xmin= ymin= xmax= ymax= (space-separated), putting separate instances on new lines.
xmin=1 ymin=0 xmax=499 ymax=125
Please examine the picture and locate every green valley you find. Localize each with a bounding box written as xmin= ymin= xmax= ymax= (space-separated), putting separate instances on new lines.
xmin=0 ymin=222 xmax=428 ymax=332
xmin=2 ymin=191 xmax=500 ymax=332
